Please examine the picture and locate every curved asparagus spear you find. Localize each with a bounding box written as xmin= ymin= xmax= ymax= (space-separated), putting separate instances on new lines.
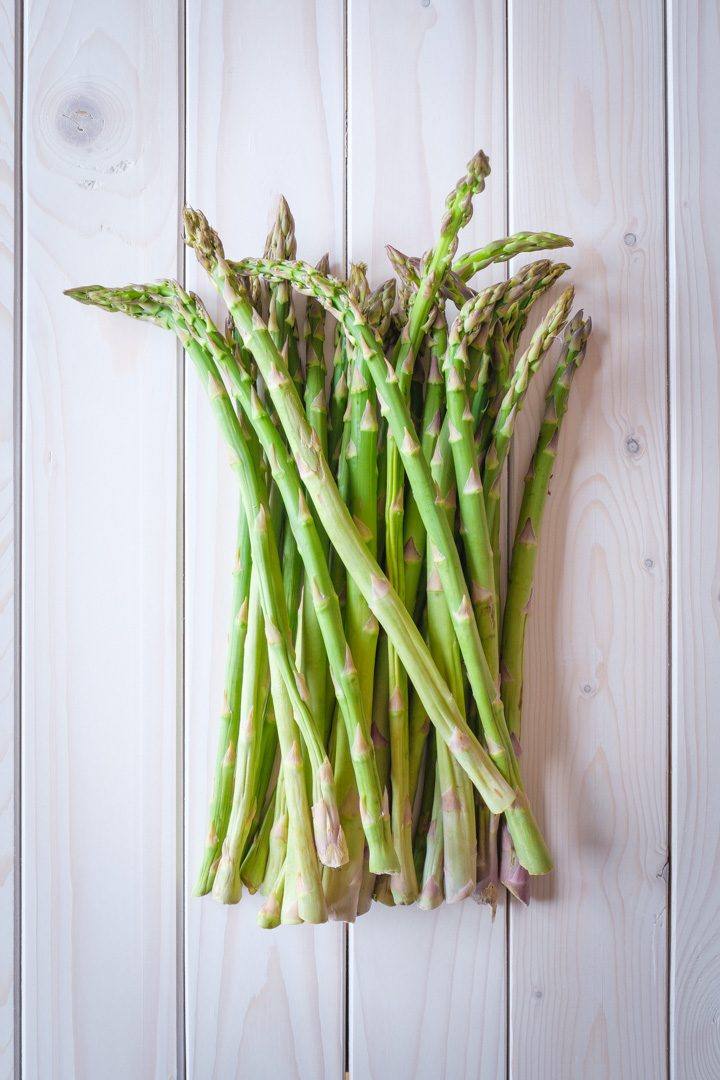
xmin=268 ymin=655 xmax=328 ymax=925
xmin=453 ymin=230 xmax=573 ymax=282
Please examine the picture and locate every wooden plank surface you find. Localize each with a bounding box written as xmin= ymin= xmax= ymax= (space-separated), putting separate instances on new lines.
xmin=21 ymin=2 xmax=181 ymax=1075
xmin=184 ymin=3 xmax=346 ymax=1076
xmin=668 ymin=2 xmax=720 ymax=1076
xmin=507 ymin=1 xmax=669 ymax=1077
xmin=347 ymin=3 xmax=508 ymax=1078
xmin=0 ymin=0 xmax=14 ymax=1073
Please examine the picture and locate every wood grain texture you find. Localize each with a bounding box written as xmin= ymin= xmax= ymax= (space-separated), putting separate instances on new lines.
xmin=668 ymin=2 xmax=720 ymax=1076
xmin=21 ymin=1 xmax=180 ymax=1075
xmin=507 ymin=1 xmax=668 ymax=1077
xmin=0 ymin=0 xmax=13 ymax=1073
xmin=184 ymin=3 xmax=346 ymax=1076
xmin=347 ymin=3 xmax=507 ymax=1078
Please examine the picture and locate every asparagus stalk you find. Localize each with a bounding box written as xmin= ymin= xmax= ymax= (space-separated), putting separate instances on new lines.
xmin=483 ymin=288 xmax=575 ymax=548
xmin=417 ymin=765 xmax=444 ymax=910
xmin=193 ymin=503 xmax=252 ymax=895
xmin=241 ymin=785 xmax=277 ymax=894
xmin=268 ymin=653 xmax=327 ymax=925
xmin=260 ymin=780 xmax=288 ymax=898
xmin=501 ymin=312 xmax=591 ymax=737
xmin=332 ymin=266 xmax=389 ymax=912
xmin=453 ymin=230 xmax=573 ymax=282
xmin=426 ymin=566 xmax=477 ymax=902
xmin=412 ymin=728 xmax=437 ymax=883
xmin=212 ymin=571 xmax=268 ymax=901
xmin=444 ymin=311 xmax=500 ymax=681
xmin=371 ymin=156 xmax=491 ymax=900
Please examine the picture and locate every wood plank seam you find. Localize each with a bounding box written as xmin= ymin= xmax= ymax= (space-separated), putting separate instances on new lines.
xmin=12 ymin=0 xmax=23 ymax=1074
xmin=177 ymin=0 xmax=188 ymax=1076
xmin=661 ymin=4 xmax=672 ymax=1078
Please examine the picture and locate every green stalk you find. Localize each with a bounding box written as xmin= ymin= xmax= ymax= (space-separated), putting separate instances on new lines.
xmin=453 ymin=230 xmax=573 ymax=282
xmin=193 ymin=502 xmax=252 ymax=895
xmin=381 ymin=156 xmax=491 ymax=901
xmin=260 ymin=778 xmax=288 ymax=897
xmin=417 ymin=763 xmax=444 ymax=910
xmin=331 ymin=264 xmax=388 ymax=912
xmin=427 ymin=424 xmax=476 ymax=902
xmin=268 ymin=653 xmax=327 ymax=924
xmin=303 ymin=253 xmax=336 ymax=745
xmin=407 ymin=680 xmax=430 ymax=808
xmin=212 ymin=571 xmax=268 ymax=902
xmin=258 ymin=865 xmax=285 ymax=929
xmin=427 ymin=567 xmax=476 ymax=902
xmin=483 ymin=288 xmax=575 ymax=551
xmin=241 ymin=785 xmax=276 ymax=894
xmin=475 ymin=803 xmax=500 ymax=914
xmin=474 ymin=261 xmax=568 ymax=457
xmin=403 ymin=307 xmax=446 ymax=620
xmin=412 ymin=728 xmax=437 ymax=882
xmin=328 ymin=324 xmax=349 ymax=470
xmin=501 ymin=313 xmax=591 ymax=737
xmin=241 ymin=692 xmax=278 ymax=855
xmin=443 ymin=317 xmax=499 ymax=681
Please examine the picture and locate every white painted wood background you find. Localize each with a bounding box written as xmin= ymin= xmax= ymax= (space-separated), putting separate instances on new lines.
xmin=2 ymin=0 xmax=718 ymax=1076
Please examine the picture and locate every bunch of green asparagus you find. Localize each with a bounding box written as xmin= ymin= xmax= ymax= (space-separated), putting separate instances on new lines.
xmin=67 ymin=151 xmax=591 ymax=926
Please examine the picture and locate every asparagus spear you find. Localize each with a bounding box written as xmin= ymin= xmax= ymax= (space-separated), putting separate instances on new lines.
xmin=241 ymin=785 xmax=278 ymax=894
xmin=453 ymin=230 xmax=573 ymax=282
xmin=192 ymin=503 xmax=252 ymax=895
xmin=212 ymin=571 xmax=267 ymax=901
xmin=417 ymin=765 xmax=444 ymax=911
xmin=332 ymin=266 xmax=388 ymax=912
xmin=501 ymin=312 xmax=591 ymax=738
xmin=483 ymin=288 xmax=575 ymax=549
xmin=444 ymin=310 xmax=500 ymax=681
xmin=427 ymin=561 xmax=477 ymax=902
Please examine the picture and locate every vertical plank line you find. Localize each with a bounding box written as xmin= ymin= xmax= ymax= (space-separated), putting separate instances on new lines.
xmin=176 ymin=0 xmax=188 ymax=1074
xmin=13 ymin=0 xmax=24 ymax=1072
xmin=343 ymin=1 xmax=350 ymax=1075
xmin=177 ymin=0 xmax=188 ymax=1071
xmin=662 ymin=0 xmax=673 ymax=1075
xmin=503 ymin=2 xmax=512 ymax=1075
